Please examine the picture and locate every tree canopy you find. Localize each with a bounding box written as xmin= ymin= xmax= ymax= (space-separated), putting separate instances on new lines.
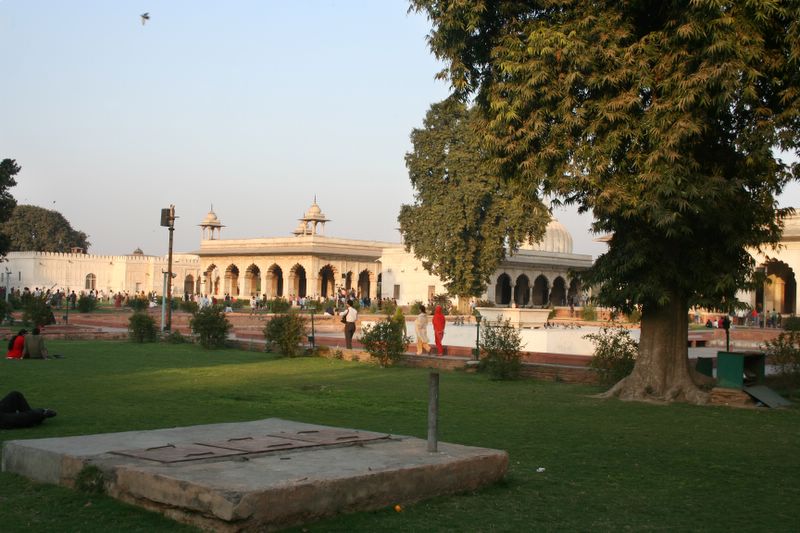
xmin=399 ymin=98 xmax=549 ymax=297
xmin=3 ymin=204 xmax=90 ymax=253
xmin=0 ymin=159 xmax=20 ymax=257
xmin=411 ymin=0 xmax=800 ymax=402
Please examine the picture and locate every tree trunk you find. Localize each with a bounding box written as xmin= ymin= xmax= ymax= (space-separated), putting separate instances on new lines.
xmin=601 ymin=295 xmax=709 ymax=404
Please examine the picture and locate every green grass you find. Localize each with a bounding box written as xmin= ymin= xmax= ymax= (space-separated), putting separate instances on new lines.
xmin=1 ymin=341 xmax=799 ymax=532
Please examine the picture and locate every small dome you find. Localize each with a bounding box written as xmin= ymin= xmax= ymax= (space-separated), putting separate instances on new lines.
xmin=293 ymin=221 xmax=308 ymax=236
xmin=520 ymin=217 xmax=573 ymax=254
xmin=132 ymin=247 xmax=144 ymax=256
xmin=303 ymin=200 xmax=328 ymax=222
xmin=201 ymin=210 xmax=221 ymax=226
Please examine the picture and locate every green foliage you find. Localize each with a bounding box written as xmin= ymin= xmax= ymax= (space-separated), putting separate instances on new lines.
xmin=627 ymin=307 xmax=642 ymax=324
xmin=763 ymin=331 xmax=800 ymax=378
xmin=0 ymin=159 xmax=20 ymax=256
xmin=410 ymin=0 xmax=800 ymax=391
xmin=265 ymin=297 xmax=291 ymax=313
xmin=263 ymin=311 xmax=308 ymax=357
xmin=399 ymin=99 xmax=549 ymax=297
xmin=127 ymin=297 xmax=149 ymax=312
xmin=431 ymin=293 xmax=453 ymax=315
xmin=409 ymin=300 xmax=424 ymax=315
xmin=478 ymin=318 xmax=523 ymax=380
xmin=0 ymin=299 xmax=10 ymax=323
xmin=782 ymin=316 xmax=800 ymax=331
xmin=475 ymin=299 xmax=495 ymax=308
xmin=163 ymin=330 xmax=189 ymax=344
xmin=582 ymin=304 xmax=597 ymax=321
xmin=77 ymin=294 xmax=97 ymax=313
xmin=360 ymin=319 xmax=410 ymax=367
xmin=127 ymin=312 xmax=157 ymax=343
xmin=190 ymin=305 xmax=232 ymax=348
xmin=3 ymin=204 xmax=90 ymax=252
xmin=179 ymin=300 xmax=199 ymax=314
xmin=22 ymin=295 xmax=55 ymax=327
xmin=381 ymin=299 xmax=397 ymax=316
xmin=585 ymin=327 xmax=639 ymax=386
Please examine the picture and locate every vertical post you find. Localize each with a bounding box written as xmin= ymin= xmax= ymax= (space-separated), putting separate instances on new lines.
xmin=473 ymin=315 xmax=482 ymax=361
xmin=310 ymin=310 xmax=316 ymax=349
xmin=166 ymin=205 xmax=175 ymax=332
xmin=427 ymin=372 xmax=439 ymax=453
xmin=161 ymin=272 xmax=167 ymax=332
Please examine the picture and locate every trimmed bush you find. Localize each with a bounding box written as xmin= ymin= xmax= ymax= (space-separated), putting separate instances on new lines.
xmin=478 ymin=318 xmax=523 ymax=380
xmin=263 ymin=311 xmax=308 ymax=356
xmin=409 ymin=300 xmax=425 ymax=315
xmin=22 ymin=295 xmax=56 ymax=327
xmin=360 ymin=319 xmax=410 ymax=367
xmin=128 ymin=312 xmax=157 ymax=343
xmin=266 ymin=297 xmax=291 ymax=313
xmin=585 ymin=326 xmax=638 ymax=385
xmin=582 ymin=304 xmax=597 ymax=321
xmin=764 ymin=331 xmax=800 ymax=377
xmin=163 ymin=330 xmax=189 ymax=344
xmin=782 ymin=316 xmax=800 ymax=331
xmin=77 ymin=294 xmax=97 ymax=313
xmin=190 ymin=305 xmax=232 ymax=348
xmin=179 ymin=300 xmax=199 ymax=314
xmin=127 ymin=297 xmax=149 ymax=312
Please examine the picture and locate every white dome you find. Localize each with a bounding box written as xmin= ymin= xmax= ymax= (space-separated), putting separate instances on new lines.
xmin=520 ymin=217 xmax=573 ymax=254
xmin=200 ymin=209 xmax=223 ymax=227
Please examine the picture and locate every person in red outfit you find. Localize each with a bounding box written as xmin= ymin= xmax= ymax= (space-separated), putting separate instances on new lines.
xmin=432 ymin=305 xmax=446 ymax=356
xmin=6 ymin=329 xmax=27 ymax=359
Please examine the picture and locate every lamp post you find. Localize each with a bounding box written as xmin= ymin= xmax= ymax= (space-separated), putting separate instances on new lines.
xmin=160 ymin=205 xmax=176 ymax=332
xmin=473 ymin=314 xmax=482 ymax=360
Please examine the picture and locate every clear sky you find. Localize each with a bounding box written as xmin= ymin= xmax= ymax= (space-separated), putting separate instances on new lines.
xmin=2 ymin=1 xmax=798 ymax=259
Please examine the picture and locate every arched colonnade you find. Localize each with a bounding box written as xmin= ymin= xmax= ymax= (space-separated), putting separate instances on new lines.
xmin=491 ymin=270 xmax=581 ymax=308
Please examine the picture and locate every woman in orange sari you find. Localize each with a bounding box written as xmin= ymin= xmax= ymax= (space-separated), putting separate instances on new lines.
xmin=432 ymin=305 xmax=446 ymax=356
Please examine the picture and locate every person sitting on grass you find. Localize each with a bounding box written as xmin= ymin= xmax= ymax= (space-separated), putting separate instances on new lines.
xmin=6 ymin=329 xmax=27 ymax=359
xmin=23 ymin=327 xmax=49 ymax=359
xmin=0 ymin=391 xmax=57 ymax=429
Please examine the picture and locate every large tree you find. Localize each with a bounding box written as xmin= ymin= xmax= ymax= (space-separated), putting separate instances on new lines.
xmin=3 ymin=204 xmax=90 ymax=253
xmin=0 ymin=159 xmax=20 ymax=256
xmin=399 ymin=98 xmax=549 ymax=297
xmin=411 ymin=0 xmax=800 ymax=402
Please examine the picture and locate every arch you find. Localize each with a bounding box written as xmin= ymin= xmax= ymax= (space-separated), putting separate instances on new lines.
xmin=244 ymin=264 xmax=261 ymax=297
xmin=358 ymin=269 xmax=371 ymax=299
xmin=344 ymin=271 xmax=353 ymax=291
xmin=567 ymin=278 xmax=581 ymax=305
xmin=183 ymin=274 xmax=194 ymax=296
xmin=532 ymin=275 xmax=549 ymax=306
xmin=495 ymin=273 xmax=512 ymax=306
xmin=85 ymin=273 xmax=96 ymax=291
xmin=757 ymin=260 xmax=796 ymax=315
xmin=514 ymin=274 xmax=530 ymax=307
xmin=224 ymin=264 xmax=240 ymax=297
xmin=319 ymin=264 xmax=336 ymax=298
xmin=267 ymin=264 xmax=284 ymax=298
xmin=550 ymin=276 xmax=567 ymax=306
xmin=290 ymin=264 xmax=307 ymax=298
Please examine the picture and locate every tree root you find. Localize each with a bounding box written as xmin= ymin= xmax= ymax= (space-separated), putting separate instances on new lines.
xmin=596 ymin=375 xmax=710 ymax=405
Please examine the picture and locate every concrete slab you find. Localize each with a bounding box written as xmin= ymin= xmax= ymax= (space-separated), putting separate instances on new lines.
xmin=2 ymin=419 xmax=508 ymax=532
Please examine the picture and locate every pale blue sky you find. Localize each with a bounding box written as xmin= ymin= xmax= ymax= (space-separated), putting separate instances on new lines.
xmin=1 ymin=1 xmax=797 ymax=258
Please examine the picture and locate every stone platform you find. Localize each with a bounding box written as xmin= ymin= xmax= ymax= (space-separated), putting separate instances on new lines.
xmin=2 ymin=419 xmax=508 ymax=531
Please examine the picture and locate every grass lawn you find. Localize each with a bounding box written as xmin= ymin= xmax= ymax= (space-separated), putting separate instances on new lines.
xmin=1 ymin=341 xmax=798 ymax=532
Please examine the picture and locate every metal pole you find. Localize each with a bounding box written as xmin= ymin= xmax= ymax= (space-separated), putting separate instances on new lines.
xmin=310 ymin=310 xmax=316 ymax=349
xmin=473 ymin=316 xmax=481 ymax=361
xmin=161 ymin=272 xmax=167 ymax=332
xmin=166 ymin=205 xmax=175 ymax=332
xmin=427 ymin=372 xmax=439 ymax=453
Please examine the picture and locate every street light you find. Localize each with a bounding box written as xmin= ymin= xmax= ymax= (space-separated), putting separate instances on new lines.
xmin=160 ymin=205 xmax=176 ymax=331
xmin=473 ymin=314 xmax=482 ymax=360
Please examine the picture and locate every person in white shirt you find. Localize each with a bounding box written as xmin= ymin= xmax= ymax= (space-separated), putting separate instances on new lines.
xmin=340 ymin=299 xmax=358 ymax=349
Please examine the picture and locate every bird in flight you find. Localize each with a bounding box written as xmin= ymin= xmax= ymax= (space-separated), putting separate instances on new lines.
xmin=140 ymin=12 xmax=150 ymax=25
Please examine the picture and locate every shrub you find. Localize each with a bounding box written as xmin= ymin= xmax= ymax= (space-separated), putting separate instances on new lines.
xmin=263 ymin=311 xmax=308 ymax=357
xmin=582 ymin=304 xmax=597 ymax=321
xmin=127 ymin=297 xmax=149 ymax=312
xmin=409 ymin=300 xmax=425 ymax=315
xmin=360 ymin=319 xmax=410 ymax=367
xmin=478 ymin=318 xmax=523 ymax=380
xmin=128 ymin=312 xmax=157 ymax=343
xmin=431 ymin=293 xmax=452 ymax=315
xmin=163 ymin=330 xmax=189 ymax=344
xmin=266 ymin=297 xmax=291 ymax=313
xmin=22 ymin=295 xmax=55 ymax=327
xmin=382 ymin=299 xmax=397 ymax=316
xmin=475 ymin=299 xmax=495 ymax=308
xmin=764 ymin=331 xmax=800 ymax=377
xmin=77 ymin=294 xmax=97 ymax=313
xmin=782 ymin=316 xmax=800 ymax=331
xmin=190 ymin=305 xmax=232 ymax=348
xmin=585 ymin=326 xmax=638 ymax=385
xmin=626 ymin=307 xmax=642 ymax=324
xmin=179 ymin=300 xmax=199 ymax=314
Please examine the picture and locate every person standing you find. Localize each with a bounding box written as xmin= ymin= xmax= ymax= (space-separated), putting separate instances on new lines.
xmin=340 ymin=299 xmax=358 ymax=349
xmin=415 ymin=304 xmax=431 ymax=355
xmin=432 ymin=305 xmax=446 ymax=355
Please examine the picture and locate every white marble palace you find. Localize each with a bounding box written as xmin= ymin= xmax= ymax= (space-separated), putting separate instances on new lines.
xmin=4 ymin=199 xmax=798 ymax=314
